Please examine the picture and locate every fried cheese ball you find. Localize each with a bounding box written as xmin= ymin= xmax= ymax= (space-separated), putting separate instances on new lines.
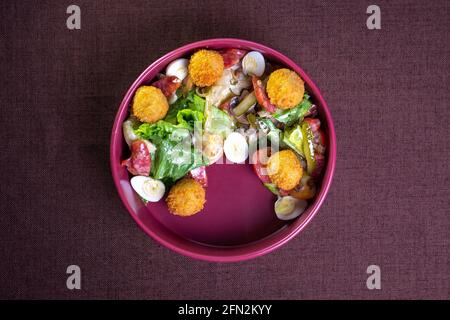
xmin=188 ymin=49 xmax=224 ymax=87
xmin=266 ymin=68 xmax=305 ymax=109
xmin=266 ymin=150 xmax=303 ymax=191
xmin=132 ymin=86 xmax=169 ymax=123
xmin=166 ymin=178 xmax=206 ymax=216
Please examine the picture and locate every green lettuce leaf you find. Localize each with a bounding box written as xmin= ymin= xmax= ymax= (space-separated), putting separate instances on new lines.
xmin=134 ymin=120 xmax=208 ymax=185
xmin=164 ymin=90 xmax=205 ymax=124
xmin=134 ymin=120 xmax=178 ymax=140
xmin=176 ymin=109 xmax=204 ymax=131
xmin=204 ymin=106 xmax=235 ymax=138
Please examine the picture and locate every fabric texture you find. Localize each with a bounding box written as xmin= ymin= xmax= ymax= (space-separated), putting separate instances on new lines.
xmin=0 ymin=0 xmax=448 ymax=299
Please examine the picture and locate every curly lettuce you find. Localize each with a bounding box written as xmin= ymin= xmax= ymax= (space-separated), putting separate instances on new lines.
xmin=176 ymin=109 xmax=204 ymax=131
xmin=164 ymin=90 xmax=205 ymax=125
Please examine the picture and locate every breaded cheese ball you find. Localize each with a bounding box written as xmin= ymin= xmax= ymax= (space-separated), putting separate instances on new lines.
xmin=166 ymin=178 xmax=206 ymax=216
xmin=188 ymin=49 xmax=224 ymax=87
xmin=266 ymin=68 xmax=305 ymax=109
xmin=132 ymin=86 xmax=169 ymax=123
xmin=266 ymin=150 xmax=303 ymax=191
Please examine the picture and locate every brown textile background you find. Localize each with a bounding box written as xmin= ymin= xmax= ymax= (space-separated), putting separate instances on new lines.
xmin=0 ymin=0 xmax=448 ymax=299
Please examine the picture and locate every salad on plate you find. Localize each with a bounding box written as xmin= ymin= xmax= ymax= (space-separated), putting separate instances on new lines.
xmin=121 ymin=48 xmax=327 ymax=220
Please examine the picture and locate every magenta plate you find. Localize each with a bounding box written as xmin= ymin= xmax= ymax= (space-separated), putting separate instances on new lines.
xmin=110 ymin=38 xmax=336 ymax=262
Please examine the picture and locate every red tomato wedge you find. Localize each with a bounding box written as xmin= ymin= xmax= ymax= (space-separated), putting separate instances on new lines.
xmin=252 ymin=76 xmax=276 ymax=113
xmin=303 ymin=118 xmax=321 ymax=132
xmin=121 ymin=140 xmax=152 ymax=176
xmin=189 ymin=166 xmax=208 ymax=188
xmin=152 ymin=76 xmax=181 ymax=97
xmin=318 ymin=129 xmax=327 ymax=153
xmin=220 ymin=48 xmax=247 ymax=68
xmin=251 ymin=147 xmax=272 ymax=184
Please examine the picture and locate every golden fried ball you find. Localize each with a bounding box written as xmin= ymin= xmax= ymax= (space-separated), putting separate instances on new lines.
xmin=266 ymin=150 xmax=303 ymax=191
xmin=188 ymin=50 xmax=224 ymax=87
xmin=166 ymin=178 xmax=206 ymax=216
xmin=132 ymin=86 xmax=169 ymax=123
xmin=266 ymin=68 xmax=305 ymax=109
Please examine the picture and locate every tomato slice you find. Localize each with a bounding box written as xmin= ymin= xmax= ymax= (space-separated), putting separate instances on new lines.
xmin=317 ymin=129 xmax=327 ymax=153
xmin=189 ymin=166 xmax=208 ymax=188
xmin=251 ymin=76 xmax=276 ymax=113
xmin=220 ymin=48 xmax=247 ymax=68
xmin=152 ymin=76 xmax=181 ymax=97
xmin=251 ymin=147 xmax=272 ymax=184
xmin=303 ymin=118 xmax=321 ymax=132
xmin=121 ymin=140 xmax=151 ymax=176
